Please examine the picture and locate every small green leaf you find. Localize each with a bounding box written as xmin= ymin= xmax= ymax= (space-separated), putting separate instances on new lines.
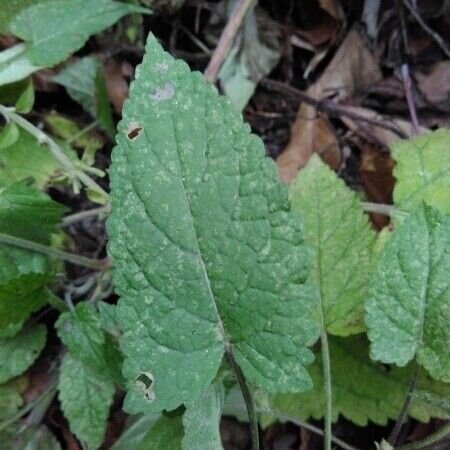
xmin=58 ymin=353 xmax=115 ymax=450
xmin=0 ymin=44 xmax=41 ymax=86
xmin=0 ymin=129 xmax=61 ymax=189
xmin=0 ymin=324 xmax=46 ymax=383
xmin=0 ymin=122 xmax=20 ymax=149
xmin=182 ymin=384 xmax=224 ymax=450
xmin=14 ymin=79 xmax=35 ymax=113
xmin=392 ymin=129 xmax=450 ymax=215
xmin=290 ymin=154 xmax=375 ymax=336
xmin=97 ymin=301 xmax=120 ymax=337
xmin=52 ymin=57 xmax=114 ymax=137
xmin=136 ymin=414 xmax=184 ymax=450
xmin=56 ymin=302 xmax=123 ymax=382
xmin=9 ymin=0 xmax=147 ymax=68
xmin=108 ymin=33 xmax=318 ymax=415
xmin=110 ymin=414 xmax=160 ymax=450
xmin=365 ymin=204 xmax=450 ymax=382
xmin=0 ymin=424 xmax=62 ymax=450
xmin=0 ymin=381 xmax=25 ymax=420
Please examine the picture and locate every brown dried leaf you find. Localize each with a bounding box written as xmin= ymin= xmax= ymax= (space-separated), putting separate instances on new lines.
xmin=103 ymin=60 xmax=133 ymax=114
xmin=416 ymin=61 xmax=450 ymax=111
xmin=277 ymin=30 xmax=382 ymax=182
xmin=318 ymin=0 xmax=345 ymax=21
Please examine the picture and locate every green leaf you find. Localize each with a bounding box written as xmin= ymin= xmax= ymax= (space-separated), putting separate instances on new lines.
xmin=107 ymin=33 xmax=318 ymax=414
xmin=0 ymin=182 xmax=66 ymax=333
xmin=0 ymin=122 xmax=20 ymax=149
xmin=365 ymin=204 xmax=450 ymax=382
xmin=218 ymin=4 xmax=280 ymax=110
xmin=0 ymin=324 xmax=46 ymax=383
xmin=136 ymin=414 xmax=183 ymax=450
xmin=0 ymin=181 xmax=68 ymax=244
xmin=9 ymin=0 xmax=147 ymax=68
xmin=290 ymin=154 xmax=375 ymax=336
xmin=58 ymin=353 xmax=115 ymax=450
xmin=271 ymin=336 xmax=450 ymax=427
xmin=0 ymin=44 xmax=41 ymax=86
xmin=52 ymin=57 xmax=114 ymax=137
xmin=56 ymin=302 xmax=123 ymax=383
xmin=392 ymin=129 xmax=450 ymax=215
xmin=182 ymin=384 xmax=224 ymax=450
xmin=15 ymin=79 xmax=35 ymax=113
xmin=0 ymin=129 xmax=61 ymax=189
xmin=0 ymin=379 xmax=26 ymax=420
xmin=110 ymin=414 xmax=160 ymax=450
xmin=0 ymin=0 xmax=49 ymax=33
xmin=98 ymin=301 xmax=121 ymax=337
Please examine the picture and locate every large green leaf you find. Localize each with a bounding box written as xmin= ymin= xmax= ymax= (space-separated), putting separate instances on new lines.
xmin=0 ymin=0 xmax=51 ymax=33
xmin=290 ymin=154 xmax=375 ymax=336
xmin=55 ymin=302 xmax=123 ymax=382
xmin=365 ymin=204 xmax=450 ymax=382
xmin=182 ymin=384 xmax=224 ymax=450
xmin=52 ymin=57 xmax=114 ymax=138
xmin=392 ymin=129 xmax=450 ymax=215
xmin=58 ymin=353 xmax=115 ymax=450
xmin=1 ymin=0 xmax=147 ymax=85
xmin=0 ymin=324 xmax=47 ymax=383
xmin=271 ymin=336 xmax=450 ymax=427
xmin=107 ymin=34 xmax=318 ymax=415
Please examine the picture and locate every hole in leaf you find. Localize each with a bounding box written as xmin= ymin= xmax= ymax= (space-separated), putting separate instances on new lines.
xmin=134 ymin=372 xmax=155 ymax=402
xmin=127 ymin=127 xmax=142 ymax=140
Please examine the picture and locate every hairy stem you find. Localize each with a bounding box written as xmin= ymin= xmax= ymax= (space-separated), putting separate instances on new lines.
xmin=0 ymin=105 xmax=108 ymax=203
xmin=226 ymin=348 xmax=260 ymax=450
xmin=0 ymin=232 xmax=110 ymax=270
xmin=362 ymin=202 xmax=407 ymax=219
xmin=319 ymin=318 xmax=332 ymax=450
xmin=396 ymin=423 xmax=450 ymax=450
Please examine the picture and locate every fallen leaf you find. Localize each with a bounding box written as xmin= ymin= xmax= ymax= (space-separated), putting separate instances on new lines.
xmin=104 ymin=59 xmax=133 ymax=114
xmin=277 ymin=30 xmax=382 ymax=182
xmin=360 ymin=146 xmax=395 ymax=229
xmin=416 ymin=61 xmax=450 ymax=112
xmin=318 ymin=0 xmax=345 ymax=21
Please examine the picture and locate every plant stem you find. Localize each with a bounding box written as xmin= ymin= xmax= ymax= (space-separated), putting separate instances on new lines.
xmin=226 ymin=348 xmax=260 ymax=450
xmin=319 ymin=317 xmax=332 ymax=450
xmin=0 ymin=232 xmax=110 ymax=270
xmin=61 ymin=205 xmax=110 ymax=227
xmin=388 ymin=365 xmax=419 ymax=445
xmin=204 ymin=0 xmax=256 ymax=82
xmin=362 ymin=202 xmax=407 ymax=219
xmin=0 ymin=105 xmax=108 ymax=203
xmin=66 ymin=120 xmax=99 ymax=145
xmin=396 ymin=423 xmax=450 ymax=450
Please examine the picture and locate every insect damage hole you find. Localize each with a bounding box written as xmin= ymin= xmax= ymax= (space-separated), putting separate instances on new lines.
xmin=126 ymin=122 xmax=142 ymax=140
xmin=135 ymin=372 xmax=155 ymax=402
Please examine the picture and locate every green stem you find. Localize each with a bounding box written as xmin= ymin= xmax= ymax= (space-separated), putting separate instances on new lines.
xmin=396 ymin=423 xmax=450 ymax=450
xmin=226 ymin=348 xmax=260 ymax=450
xmin=61 ymin=205 xmax=109 ymax=227
xmin=66 ymin=120 xmax=99 ymax=145
xmin=0 ymin=232 xmax=110 ymax=270
xmin=0 ymin=105 xmax=108 ymax=203
xmin=320 ymin=322 xmax=332 ymax=450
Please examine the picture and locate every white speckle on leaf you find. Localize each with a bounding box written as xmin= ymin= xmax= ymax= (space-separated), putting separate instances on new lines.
xmin=156 ymin=62 xmax=168 ymax=72
xmin=150 ymin=83 xmax=175 ymax=102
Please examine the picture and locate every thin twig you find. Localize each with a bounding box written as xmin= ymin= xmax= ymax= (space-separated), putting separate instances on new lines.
xmin=388 ymin=365 xmax=419 ymax=446
xmin=396 ymin=423 xmax=450 ymax=450
xmin=0 ymin=105 xmax=109 ymax=203
xmin=260 ymin=78 xmax=408 ymax=139
xmin=402 ymin=0 xmax=450 ymax=57
xmin=204 ymin=0 xmax=256 ymax=82
xmin=61 ymin=206 xmax=109 ymax=227
xmin=226 ymin=348 xmax=260 ymax=450
xmin=0 ymin=232 xmax=110 ymax=271
xmin=401 ymin=64 xmax=420 ymax=135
